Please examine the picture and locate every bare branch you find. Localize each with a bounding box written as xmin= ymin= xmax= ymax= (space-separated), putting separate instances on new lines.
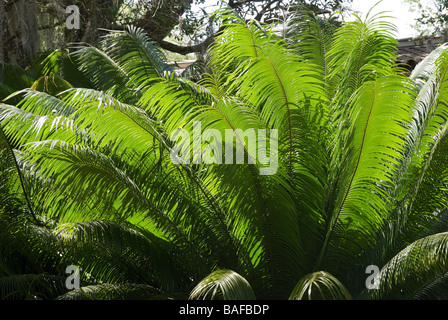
xmin=158 ymin=35 xmax=215 ymax=55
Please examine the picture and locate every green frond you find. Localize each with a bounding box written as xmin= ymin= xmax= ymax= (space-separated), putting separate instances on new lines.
xmin=21 ymin=89 xmax=76 ymax=115
xmin=0 ymin=100 xmax=77 ymax=150
xmin=410 ymin=44 xmax=448 ymax=87
xmin=73 ymin=45 xmax=136 ymax=103
xmin=189 ymin=269 xmax=256 ymax=300
xmin=72 ymin=25 xmax=176 ymax=103
xmin=285 ymin=8 xmax=338 ymax=83
xmin=327 ymin=9 xmax=398 ymax=102
xmin=289 ymin=271 xmax=351 ymax=300
xmin=370 ymin=232 xmax=448 ymax=299
xmin=0 ymin=122 xmax=35 ymax=220
xmin=0 ymin=274 xmax=66 ymax=300
xmin=57 ymin=283 xmax=166 ymax=300
xmin=53 ymin=220 xmax=179 ymax=290
xmin=391 ymin=46 xmax=448 ymax=241
xmin=210 ymin=11 xmax=267 ymax=70
xmin=100 ymin=26 xmax=174 ymax=89
xmin=317 ymin=75 xmax=417 ymax=272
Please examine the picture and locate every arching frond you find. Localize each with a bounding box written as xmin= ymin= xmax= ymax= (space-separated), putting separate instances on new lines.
xmin=327 ymin=9 xmax=398 ymax=103
xmin=0 ymin=122 xmax=35 ymax=220
xmin=289 ymin=271 xmax=351 ymax=300
xmin=100 ymin=26 xmax=174 ymax=89
xmin=397 ymin=46 xmax=448 ymax=240
xmin=317 ymin=76 xmax=416 ymax=273
xmin=189 ymin=269 xmax=256 ymax=300
xmin=72 ymin=45 xmax=135 ymax=102
xmin=285 ymin=8 xmax=338 ymax=84
xmin=53 ymin=220 xmax=178 ymax=290
xmin=370 ymin=232 xmax=448 ymax=299
xmin=57 ymin=283 xmax=167 ymax=300
xmin=0 ymin=274 xmax=66 ymax=300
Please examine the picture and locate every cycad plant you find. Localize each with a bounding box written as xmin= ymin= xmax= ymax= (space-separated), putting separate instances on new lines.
xmin=1 ymin=6 xmax=448 ymax=300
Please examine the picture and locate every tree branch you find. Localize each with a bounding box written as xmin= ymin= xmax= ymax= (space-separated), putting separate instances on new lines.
xmin=229 ymin=0 xmax=266 ymax=7
xmin=158 ymin=35 xmax=215 ymax=55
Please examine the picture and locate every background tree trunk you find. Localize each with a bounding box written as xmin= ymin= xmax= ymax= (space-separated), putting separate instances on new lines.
xmin=2 ymin=0 xmax=40 ymax=66
xmin=0 ymin=0 xmax=350 ymax=63
xmin=0 ymin=1 xmax=5 ymax=61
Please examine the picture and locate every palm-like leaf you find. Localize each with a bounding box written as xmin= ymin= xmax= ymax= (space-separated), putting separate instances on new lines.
xmin=57 ymin=283 xmax=172 ymax=300
xmin=369 ymin=232 xmax=448 ymax=299
xmin=2 ymin=5 xmax=448 ymax=301
xmin=289 ymin=271 xmax=351 ymax=300
xmin=189 ymin=269 xmax=256 ymax=300
xmin=316 ymin=76 xmax=417 ymax=273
